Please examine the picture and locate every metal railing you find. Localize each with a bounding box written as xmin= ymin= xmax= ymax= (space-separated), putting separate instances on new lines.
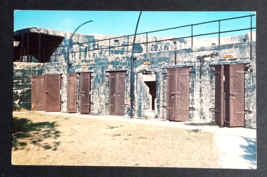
xmin=50 ymin=14 xmax=256 ymax=61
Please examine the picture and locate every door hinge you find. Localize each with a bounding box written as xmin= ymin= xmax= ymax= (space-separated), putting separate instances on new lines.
xmin=178 ymin=108 xmax=189 ymax=111
xmin=230 ymin=92 xmax=238 ymax=96
xmin=214 ymin=109 xmax=220 ymax=113
xmin=215 ymin=71 xmax=220 ymax=75
xmin=235 ymin=70 xmax=245 ymax=74
xmin=171 ymin=92 xmax=181 ymax=95
xmin=236 ymin=111 xmax=245 ymax=114
xmin=180 ymin=73 xmax=189 ymax=76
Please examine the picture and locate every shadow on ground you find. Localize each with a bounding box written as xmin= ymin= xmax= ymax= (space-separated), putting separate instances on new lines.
xmin=12 ymin=117 xmax=60 ymax=151
xmin=185 ymin=122 xmax=217 ymax=126
xmin=240 ymin=137 xmax=257 ymax=169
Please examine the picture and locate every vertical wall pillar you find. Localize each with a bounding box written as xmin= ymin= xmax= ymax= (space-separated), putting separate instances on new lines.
xmin=38 ymin=34 xmax=41 ymax=63
xmin=27 ymin=33 xmax=30 ymax=62
xmin=43 ymin=49 xmax=46 ymax=62
xmin=21 ymin=34 xmax=24 ymax=62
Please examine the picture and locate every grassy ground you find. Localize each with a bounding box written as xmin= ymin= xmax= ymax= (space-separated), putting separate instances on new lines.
xmin=12 ymin=111 xmax=220 ymax=167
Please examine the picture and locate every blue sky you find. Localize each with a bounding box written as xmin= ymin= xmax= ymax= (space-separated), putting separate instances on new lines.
xmin=14 ymin=11 xmax=256 ymax=38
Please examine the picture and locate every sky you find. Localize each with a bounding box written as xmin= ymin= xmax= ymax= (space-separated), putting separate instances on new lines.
xmin=14 ymin=11 xmax=256 ymax=38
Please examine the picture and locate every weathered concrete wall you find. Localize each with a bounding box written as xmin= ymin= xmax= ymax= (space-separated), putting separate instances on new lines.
xmin=68 ymin=55 xmax=131 ymax=116
xmin=42 ymin=62 xmax=68 ymax=112
xmin=136 ymin=73 xmax=153 ymax=118
xmin=244 ymin=45 xmax=256 ymax=128
xmin=87 ymin=32 xmax=256 ymax=53
xmin=38 ymin=25 xmax=255 ymax=62
xmin=133 ymin=42 xmax=256 ymax=128
xmin=13 ymin=28 xmax=256 ymax=128
xmin=13 ymin=62 xmax=44 ymax=110
xmin=56 ymin=41 xmax=256 ymax=127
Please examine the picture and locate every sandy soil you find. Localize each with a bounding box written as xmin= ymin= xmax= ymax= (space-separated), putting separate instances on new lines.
xmin=12 ymin=111 xmax=220 ymax=168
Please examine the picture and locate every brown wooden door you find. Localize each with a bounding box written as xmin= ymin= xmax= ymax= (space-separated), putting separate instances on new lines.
xmin=176 ymin=68 xmax=190 ymax=121
xmin=80 ymin=73 xmax=91 ymax=114
xmin=109 ymin=72 xmax=116 ymax=115
xmin=44 ymin=74 xmax=61 ymax=112
xmin=116 ymin=72 xmax=126 ymax=116
xmin=224 ymin=65 xmax=230 ymax=126
xmin=214 ymin=65 xmax=224 ymax=126
xmin=167 ymin=68 xmax=190 ymax=121
xmin=109 ymin=72 xmax=125 ymax=116
xmin=167 ymin=68 xmax=175 ymax=121
xmin=67 ymin=74 xmax=77 ymax=113
xmin=31 ymin=75 xmax=44 ymax=110
xmin=227 ymin=64 xmax=245 ymax=127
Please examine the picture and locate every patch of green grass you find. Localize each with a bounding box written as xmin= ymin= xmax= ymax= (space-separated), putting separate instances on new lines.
xmin=207 ymin=121 xmax=217 ymax=126
xmin=128 ymin=134 xmax=132 ymax=136
xmin=114 ymin=134 xmax=121 ymax=137
xmin=18 ymin=142 xmax=27 ymax=146
xmin=42 ymin=144 xmax=52 ymax=150
xmin=191 ymin=129 xmax=200 ymax=133
xmin=106 ymin=125 xmax=119 ymax=129
xmin=32 ymin=140 xmax=37 ymax=144
xmin=124 ymin=138 xmax=128 ymax=141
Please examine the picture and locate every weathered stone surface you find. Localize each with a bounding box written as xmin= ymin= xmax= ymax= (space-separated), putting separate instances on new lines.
xmin=13 ymin=62 xmax=44 ymax=110
xmin=13 ymin=28 xmax=256 ymax=128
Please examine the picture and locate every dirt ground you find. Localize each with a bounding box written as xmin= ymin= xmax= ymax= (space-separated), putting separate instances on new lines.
xmin=12 ymin=111 xmax=220 ymax=168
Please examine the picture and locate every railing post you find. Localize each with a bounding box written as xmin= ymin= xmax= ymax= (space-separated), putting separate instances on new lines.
xmin=250 ymin=15 xmax=253 ymax=41
xmin=109 ymin=39 xmax=110 ymax=56
xmin=146 ymin=32 xmax=148 ymax=52
xmin=127 ymin=36 xmax=129 ymax=54
xmin=218 ymin=20 xmax=221 ymax=46
xmin=79 ymin=45 xmax=81 ymax=59
xmin=191 ymin=25 xmax=193 ymax=48
xmin=250 ymin=15 xmax=253 ymax=61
